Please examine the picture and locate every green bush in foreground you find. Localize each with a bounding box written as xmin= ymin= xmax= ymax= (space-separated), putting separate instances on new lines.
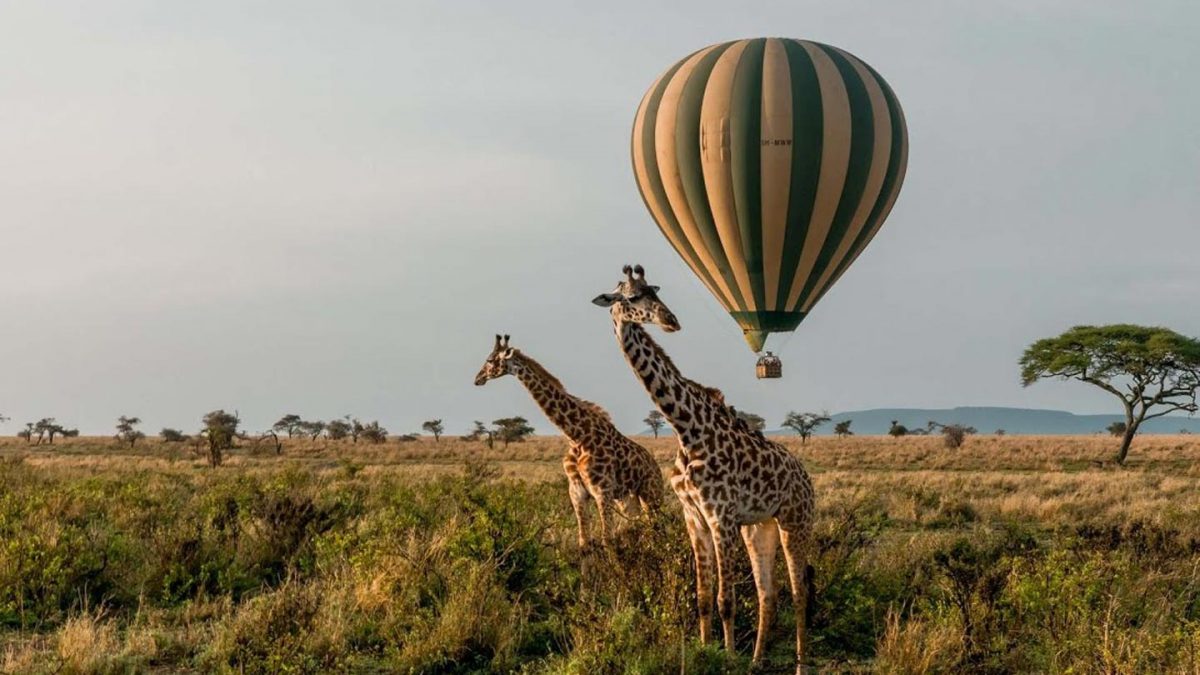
xmin=2 ymin=454 xmax=1200 ymax=673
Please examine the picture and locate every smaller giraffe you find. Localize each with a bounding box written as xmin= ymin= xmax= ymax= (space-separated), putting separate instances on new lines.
xmin=474 ymin=334 xmax=663 ymax=545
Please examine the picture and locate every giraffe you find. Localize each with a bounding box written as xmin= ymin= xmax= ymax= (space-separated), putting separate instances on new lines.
xmin=593 ymin=265 xmax=817 ymax=671
xmin=474 ymin=334 xmax=664 ymax=546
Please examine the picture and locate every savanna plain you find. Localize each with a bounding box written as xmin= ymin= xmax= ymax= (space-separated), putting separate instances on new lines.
xmin=3 ymin=433 xmax=1200 ymax=674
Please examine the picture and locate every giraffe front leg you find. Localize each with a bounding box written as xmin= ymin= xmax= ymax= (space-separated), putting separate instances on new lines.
xmin=564 ymin=455 xmax=590 ymax=548
xmin=672 ymin=474 xmax=714 ymax=642
xmin=710 ymin=518 xmax=740 ymax=654
xmin=741 ymin=519 xmax=780 ymax=665
xmin=567 ymin=477 xmax=591 ymax=548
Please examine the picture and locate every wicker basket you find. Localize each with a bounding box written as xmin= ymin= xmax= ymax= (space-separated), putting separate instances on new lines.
xmin=755 ymin=352 xmax=782 ymax=379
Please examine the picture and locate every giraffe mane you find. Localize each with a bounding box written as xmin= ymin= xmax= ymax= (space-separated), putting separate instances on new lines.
xmin=513 ymin=350 xmax=613 ymax=423
xmin=638 ymin=327 xmax=728 ymax=408
xmin=574 ymin=398 xmax=614 ymax=423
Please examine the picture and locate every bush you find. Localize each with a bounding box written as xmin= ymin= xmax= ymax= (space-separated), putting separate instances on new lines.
xmin=160 ymin=428 xmax=189 ymax=443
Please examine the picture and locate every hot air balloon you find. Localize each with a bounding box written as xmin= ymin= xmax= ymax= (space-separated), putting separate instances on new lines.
xmin=631 ymin=38 xmax=908 ymax=377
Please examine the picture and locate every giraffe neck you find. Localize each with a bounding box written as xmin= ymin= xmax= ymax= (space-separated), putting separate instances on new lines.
xmin=509 ymin=353 xmax=603 ymax=441
xmin=614 ymin=318 xmax=714 ymax=440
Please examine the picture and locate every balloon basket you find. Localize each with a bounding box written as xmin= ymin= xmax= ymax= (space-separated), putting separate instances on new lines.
xmin=755 ymin=352 xmax=782 ymax=379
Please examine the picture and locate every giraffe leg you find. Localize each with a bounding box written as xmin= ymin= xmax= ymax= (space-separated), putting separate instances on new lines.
xmin=780 ymin=526 xmax=812 ymax=672
xmin=741 ymin=519 xmax=780 ymax=665
xmin=563 ymin=456 xmax=590 ymax=547
xmin=621 ymin=495 xmax=642 ymax=522
xmin=710 ymin=519 xmax=740 ymax=654
xmin=591 ymin=491 xmax=614 ymax=545
xmin=672 ymin=474 xmax=715 ymax=643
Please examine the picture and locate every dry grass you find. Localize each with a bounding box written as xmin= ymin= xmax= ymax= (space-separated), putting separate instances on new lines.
xmin=3 ymin=432 xmax=1200 ymax=672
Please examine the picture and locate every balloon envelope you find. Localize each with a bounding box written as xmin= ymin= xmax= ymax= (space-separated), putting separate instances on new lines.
xmin=631 ymin=38 xmax=908 ymax=352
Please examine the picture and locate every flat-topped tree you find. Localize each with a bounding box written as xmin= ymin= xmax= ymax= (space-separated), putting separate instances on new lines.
xmin=202 ymin=410 xmax=240 ymax=467
xmin=33 ymin=418 xmax=75 ymax=445
xmin=491 ymin=417 xmax=533 ymax=447
xmin=644 ymin=411 xmax=666 ymax=438
xmin=782 ymin=411 xmax=830 ymax=444
xmin=115 ymin=416 xmax=145 ymax=448
xmin=1021 ymin=324 xmax=1200 ymax=464
xmin=272 ymin=414 xmax=303 ymax=438
xmin=421 ymin=419 xmax=444 ymax=442
xmin=297 ymin=420 xmax=325 ymax=441
xmin=736 ymin=410 xmax=766 ymax=433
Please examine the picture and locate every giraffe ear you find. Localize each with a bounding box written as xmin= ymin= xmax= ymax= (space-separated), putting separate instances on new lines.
xmin=592 ymin=293 xmax=620 ymax=307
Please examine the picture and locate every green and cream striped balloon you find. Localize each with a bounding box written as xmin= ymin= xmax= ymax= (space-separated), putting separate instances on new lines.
xmin=632 ymin=38 xmax=908 ymax=352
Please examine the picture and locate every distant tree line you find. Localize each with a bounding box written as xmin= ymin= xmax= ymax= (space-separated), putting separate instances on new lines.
xmin=14 ymin=418 xmax=80 ymax=445
xmin=464 ymin=417 xmax=535 ymax=448
xmin=5 ymin=410 xmax=537 ymax=464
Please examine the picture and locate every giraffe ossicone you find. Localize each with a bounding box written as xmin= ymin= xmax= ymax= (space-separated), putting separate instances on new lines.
xmin=474 ymin=334 xmax=663 ymax=547
xmin=595 ymin=264 xmax=816 ymax=673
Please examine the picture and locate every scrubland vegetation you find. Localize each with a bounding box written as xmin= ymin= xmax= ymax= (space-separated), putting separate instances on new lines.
xmin=3 ymin=433 xmax=1200 ymax=673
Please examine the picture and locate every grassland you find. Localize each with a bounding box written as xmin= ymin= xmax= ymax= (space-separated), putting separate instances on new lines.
xmin=3 ymin=433 xmax=1200 ymax=673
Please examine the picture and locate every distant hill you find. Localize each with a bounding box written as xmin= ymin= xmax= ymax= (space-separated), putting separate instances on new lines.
xmin=791 ymin=407 xmax=1200 ymax=436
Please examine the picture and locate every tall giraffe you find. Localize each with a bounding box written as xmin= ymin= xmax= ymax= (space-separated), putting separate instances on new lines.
xmin=474 ymin=334 xmax=663 ymax=546
xmin=593 ymin=265 xmax=816 ymax=671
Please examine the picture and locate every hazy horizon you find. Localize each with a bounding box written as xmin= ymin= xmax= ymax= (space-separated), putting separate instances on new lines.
xmin=3 ymin=2 xmax=1198 ymax=436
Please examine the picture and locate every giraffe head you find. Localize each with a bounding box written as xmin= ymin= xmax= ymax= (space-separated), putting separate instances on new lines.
xmin=474 ymin=334 xmax=516 ymax=386
xmin=592 ymin=264 xmax=681 ymax=332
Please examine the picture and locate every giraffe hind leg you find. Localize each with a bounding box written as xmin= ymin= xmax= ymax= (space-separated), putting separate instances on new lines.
xmin=591 ymin=491 xmax=615 ymax=545
xmin=709 ymin=519 xmax=740 ymax=654
xmin=741 ymin=518 xmax=780 ymax=665
xmin=780 ymin=526 xmax=812 ymax=672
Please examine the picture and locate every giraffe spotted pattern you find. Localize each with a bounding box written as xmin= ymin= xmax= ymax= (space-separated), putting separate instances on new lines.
xmin=594 ymin=266 xmax=816 ymax=673
xmin=475 ymin=335 xmax=663 ymax=546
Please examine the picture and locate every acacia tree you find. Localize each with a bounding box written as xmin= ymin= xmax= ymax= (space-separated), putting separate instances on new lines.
xmin=326 ymin=419 xmax=351 ymax=441
xmin=421 ymin=419 xmax=444 ymax=442
xmin=466 ymin=420 xmax=494 ymax=448
xmin=736 ymin=410 xmax=767 ymax=433
xmin=781 ymin=411 xmax=830 ymax=444
xmin=359 ymin=421 xmax=388 ymax=444
xmin=493 ymin=417 xmax=534 ymax=446
xmin=297 ymin=420 xmax=326 ymax=441
xmin=1106 ymin=421 xmax=1127 ymax=437
xmin=928 ymin=421 xmax=976 ymax=449
xmin=834 ymin=420 xmax=853 ymax=437
xmin=202 ymin=410 xmax=240 ymax=467
xmin=644 ymin=410 xmax=666 ymax=438
xmin=1021 ymin=324 xmax=1200 ymax=464
xmin=888 ymin=420 xmax=908 ymax=438
xmin=115 ymin=415 xmax=145 ymax=448
xmin=272 ymin=414 xmax=303 ymax=438
xmin=33 ymin=418 xmax=75 ymax=445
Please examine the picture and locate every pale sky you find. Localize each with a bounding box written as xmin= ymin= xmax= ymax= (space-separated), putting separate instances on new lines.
xmin=2 ymin=1 xmax=1197 ymax=435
